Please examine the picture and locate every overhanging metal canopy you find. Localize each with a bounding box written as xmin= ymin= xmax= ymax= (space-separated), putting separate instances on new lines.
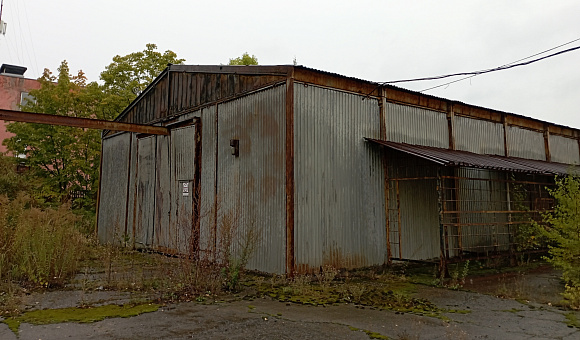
xmin=366 ymin=138 xmax=580 ymax=175
xmin=0 ymin=109 xmax=169 ymax=135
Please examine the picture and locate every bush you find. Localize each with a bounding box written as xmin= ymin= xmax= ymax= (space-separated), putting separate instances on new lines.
xmin=540 ymin=175 xmax=580 ymax=308
xmin=0 ymin=156 xmax=36 ymax=200
xmin=0 ymin=194 xmax=89 ymax=286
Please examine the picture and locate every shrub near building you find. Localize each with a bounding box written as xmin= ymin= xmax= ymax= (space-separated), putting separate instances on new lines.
xmin=541 ymin=175 xmax=580 ymax=309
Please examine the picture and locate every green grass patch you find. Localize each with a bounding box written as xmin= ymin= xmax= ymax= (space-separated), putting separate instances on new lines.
xmin=565 ymin=312 xmax=580 ymax=328
xmin=2 ymin=303 xmax=160 ymax=334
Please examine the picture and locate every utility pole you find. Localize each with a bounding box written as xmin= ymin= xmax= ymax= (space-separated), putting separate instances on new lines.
xmin=0 ymin=0 xmax=7 ymax=36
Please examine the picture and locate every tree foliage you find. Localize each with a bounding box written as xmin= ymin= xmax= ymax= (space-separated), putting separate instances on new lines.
xmin=3 ymin=61 xmax=102 ymax=208
xmin=100 ymin=43 xmax=185 ymax=119
xmin=540 ymin=175 xmax=580 ymax=308
xmin=228 ymin=52 xmax=258 ymax=66
xmin=2 ymin=44 xmax=184 ymax=211
xmin=0 ymin=156 xmax=38 ymax=200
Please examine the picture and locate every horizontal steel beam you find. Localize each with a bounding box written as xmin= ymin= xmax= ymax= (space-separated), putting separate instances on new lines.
xmin=0 ymin=109 xmax=169 ymax=135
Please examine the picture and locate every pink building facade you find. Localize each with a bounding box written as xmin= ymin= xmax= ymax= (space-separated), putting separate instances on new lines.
xmin=0 ymin=65 xmax=41 ymax=154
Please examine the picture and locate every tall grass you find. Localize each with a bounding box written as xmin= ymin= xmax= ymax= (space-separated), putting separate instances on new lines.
xmin=0 ymin=194 xmax=88 ymax=287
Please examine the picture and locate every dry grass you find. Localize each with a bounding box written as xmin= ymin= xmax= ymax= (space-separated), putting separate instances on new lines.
xmin=0 ymin=194 xmax=89 ymax=286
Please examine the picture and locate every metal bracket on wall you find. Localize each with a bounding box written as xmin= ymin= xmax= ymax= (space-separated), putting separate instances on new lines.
xmin=230 ymin=139 xmax=239 ymax=157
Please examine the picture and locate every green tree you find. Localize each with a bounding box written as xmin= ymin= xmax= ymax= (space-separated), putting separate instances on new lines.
xmin=3 ymin=45 xmax=185 ymax=211
xmin=228 ymin=52 xmax=258 ymax=66
xmin=100 ymin=43 xmax=185 ymax=119
xmin=3 ymin=61 xmax=102 ymax=208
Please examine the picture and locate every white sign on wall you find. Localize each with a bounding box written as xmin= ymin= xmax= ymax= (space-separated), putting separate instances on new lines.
xmin=182 ymin=182 xmax=189 ymax=197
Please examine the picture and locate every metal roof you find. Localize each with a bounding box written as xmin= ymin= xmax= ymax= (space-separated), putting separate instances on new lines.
xmin=366 ymin=138 xmax=580 ymax=175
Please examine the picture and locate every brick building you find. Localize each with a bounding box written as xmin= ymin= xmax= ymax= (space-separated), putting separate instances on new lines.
xmin=0 ymin=64 xmax=41 ymax=154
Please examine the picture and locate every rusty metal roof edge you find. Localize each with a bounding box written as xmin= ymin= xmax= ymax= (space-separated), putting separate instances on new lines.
xmin=491 ymin=155 xmax=580 ymax=176
xmin=364 ymin=138 xmax=570 ymax=175
xmin=107 ymin=65 xmax=580 ymax=138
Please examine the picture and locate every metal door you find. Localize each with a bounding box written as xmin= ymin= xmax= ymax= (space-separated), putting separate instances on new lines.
xmin=171 ymin=123 xmax=200 ymax=255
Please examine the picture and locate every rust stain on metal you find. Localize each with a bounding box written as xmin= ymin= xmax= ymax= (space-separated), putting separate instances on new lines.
xmin=446 ymin=103 xmax=455 ymax=150
xmin=123 ymin=136 xmax=133 ymax=238
xmin=294 ymin=249 xmax=368 ymax=274
xmin=366 ymin=138 xmax=580 ymax=174
xmin=502 ymin=114 xmax=509 ymax=157
xmin=293 ymin=67 xmax=378 ymax=97
xmin=543 ymin=124 xmax=551 ymax=162
xmin=0 ymin=109 xmax=170 ymax=135
xmin=379 ymin=88 xmax=391 ymax=263
xmin=192 ymin=118 xmax=203 ymax=259
xmin=285 ymin=76 xmax=295 ymax=276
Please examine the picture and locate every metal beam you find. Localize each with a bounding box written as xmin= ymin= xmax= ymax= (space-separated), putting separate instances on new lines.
xmin=0 ymin=109 xmax=170 ymax=135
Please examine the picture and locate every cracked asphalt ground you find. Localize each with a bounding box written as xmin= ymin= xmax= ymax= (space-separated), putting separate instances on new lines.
xmin=1 ymin=265 xmax=579 ymax=339
xmin=1 ymin=285 xmax=579 ymax=340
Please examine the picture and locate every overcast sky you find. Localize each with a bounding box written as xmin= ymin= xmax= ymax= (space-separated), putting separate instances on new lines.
xmin=0 ymin=0 xmax=578 ymax=127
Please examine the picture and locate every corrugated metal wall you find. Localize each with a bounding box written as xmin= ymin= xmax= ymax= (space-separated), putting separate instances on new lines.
xmin=168 ymin=72 xmax=287 ymax=115
xmin=98 ymin=133 xmax=132 ymax=244
xmin=126 ymin=133 xmax=138 ymax=247
xmin=134 ymin=135 xmax=156 ymax=248
xmin=116 ymin=70 xmax=287 ymax=127
xmin=506 ymin=126 xmax=546 ymax=160
xmin=455 ymin=116 xmax=504 ymax=155
xmin=154 ymin=135 xmax=172 ymax=250
xmin=122 ymin=76 xmax=169 ymax=125
xmin=550 ymin=135 xmax=580 ymax=165
xmin=216 ymin=85 xmax=287 ymax=274
xmin=294 ymin=84 xmax=385 ymax=271
xmin=385 ymin=103 xmax=449 ymax=148
xmin=456 ymin=168 xmax=510 ymax=253
xmin=171 ymin=125 xmax=197 ymax=254
xmin=397 ymin=179 xmax=440 ymax=260
xmin=386 ymin=152 xmax=440 ymax=261
xmin=199 ymin=106 xmax=217 ymax=258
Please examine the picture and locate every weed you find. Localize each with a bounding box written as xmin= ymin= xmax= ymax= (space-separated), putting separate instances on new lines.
xmin=349 ymin=326 xmax=390 ymax=339
xmin=396 ymin=330 xmax=419 ymax=340
xmin=562 ymin=285 xmax=580 ymax=310
xmin=565 ymin=312 xmax=580 ymax=328
xmin=290 ymin=274 xmax=311 ymax=295
xmin=434 ymin=261 xmax=470 ymax=289
xmin=494 ymin=272 xmax=529 ymax=300
xmin=348 ymin=283 xmax=366 ymax=304
xmin=0 ymin=194 xmax=89 ymax=287
xmin=317 ymin=265 xmax=338 ymax=292
xmin=216 ymin=208 xmax=260 ymax=292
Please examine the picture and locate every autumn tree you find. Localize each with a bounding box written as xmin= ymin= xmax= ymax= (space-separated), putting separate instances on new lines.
xmin=228 ymin=52 xmax=258 ymax=66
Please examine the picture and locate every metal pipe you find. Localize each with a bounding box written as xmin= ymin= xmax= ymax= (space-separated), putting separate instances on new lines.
xmin=0 ymin=109 xmax=170 ymax=135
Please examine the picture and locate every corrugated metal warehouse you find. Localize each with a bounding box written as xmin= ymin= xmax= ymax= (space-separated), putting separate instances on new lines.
xmin=97 ymin=65 xmax=580 ymax=274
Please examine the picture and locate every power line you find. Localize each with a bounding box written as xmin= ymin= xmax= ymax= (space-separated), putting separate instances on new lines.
xmin=381 ymin=45 xmax=580 ymax=85
xmin=420 ymin=37 xmax=580 ymax=92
